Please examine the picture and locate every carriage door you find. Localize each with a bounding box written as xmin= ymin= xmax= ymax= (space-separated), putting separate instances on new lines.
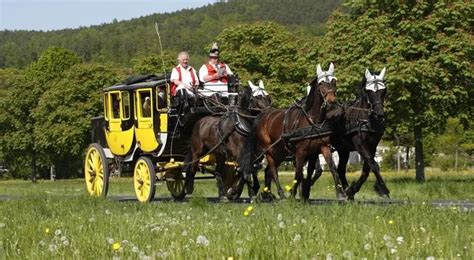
xmin=108 ymin=91 xmax=122 ymax=132
xmin=104 ymin=91 xmax=134 ymax=156
xmin=135 ymin=88 xmax=159 ymax=152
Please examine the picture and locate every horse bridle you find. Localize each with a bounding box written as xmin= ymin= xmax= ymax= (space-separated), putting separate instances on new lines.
xmin=248 ymin=88 xmax=272 ymax=112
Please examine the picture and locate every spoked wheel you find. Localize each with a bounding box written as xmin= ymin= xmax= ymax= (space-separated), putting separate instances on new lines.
xmin=223 ymin=165 xmax=242 ymax=200
xmin=166 ymin=168 xmax=186 ymax=200
xmin=133 ymin=157 xmax=156 ymax=203
xmin=84 ymin=143 xmax=110 ymax=197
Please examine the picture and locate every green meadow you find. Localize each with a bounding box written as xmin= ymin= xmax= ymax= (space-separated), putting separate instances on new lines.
xmin=0 ymin=170 xmax=472 ymax=259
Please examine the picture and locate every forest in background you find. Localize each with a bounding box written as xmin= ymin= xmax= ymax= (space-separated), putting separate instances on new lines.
xmin=0 ymin=0 xmax=472 ymax=180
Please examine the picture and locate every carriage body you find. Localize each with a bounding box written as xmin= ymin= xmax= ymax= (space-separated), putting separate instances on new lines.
xmin=84 ymin=75 xmax=241 ymax=202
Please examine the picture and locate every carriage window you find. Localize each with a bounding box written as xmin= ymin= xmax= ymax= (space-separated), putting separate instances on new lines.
xmin=156 ymin=85 xmax=167 ymax=110
xmin=122 ymin=92 xmax=130 ymax=119
xmin=110 ymin=93 xmax=121 ymax=119
xmin=103 ymin=93 xmax=109 ymax=120
xmin=139 ymin=90 xmax=152 ymax=118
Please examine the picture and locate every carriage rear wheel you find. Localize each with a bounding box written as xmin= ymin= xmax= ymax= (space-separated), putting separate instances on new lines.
xmin=84 ymin=143 xmax=110 ymax=197
xmin=166 ymin=168 xmax=186 ymax=200
xmin=133 ymin=157 xmax=156 ymax=203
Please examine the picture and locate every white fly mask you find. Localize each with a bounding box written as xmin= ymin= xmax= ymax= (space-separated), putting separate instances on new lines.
xmin=316 ymin=63 xmax=337 ymax=84
xmin=248 ymin=80 xmax=269 ymax=97
xmin=365 ymin=67 xmax=386 ymax=92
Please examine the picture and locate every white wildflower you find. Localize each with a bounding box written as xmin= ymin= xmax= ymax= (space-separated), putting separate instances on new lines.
xmin=364 ymin=244 xmax=371 ymax=251
xmin=326 ymin=253 xmax=334 ymax=260
xmin=390 ymin=248 xmax=397 ymax=254
xmin=132 ymin=246 xmax=139 ymax=253
xmin=39 ymin=240 xmax=46 ymax=247
xmin=88 ymin=217 xmax=95 ymax=223
xmin=236 ymin=247 xmax=243 ymax=256
xmin=60 ymin=236 xmax=67 ymax=242
xmin=196 ymin=235 xmax=210 ymax=246
xmin=105 ymin=209 xmax=111 ymax=215
xmin=63 ymin=240 xmax=70 ymax=246
xmin=420 ymin=227 xmax=426 ymax=233
xmin=107 ymin=238 xmax=114 ymax=245
xmin=301 ymin=218 xmax=307 ymax=224
xmin=0 ymin=223 xmax=6 ymax=228
xmin=342 ymin=250 xmax=353 ymax=259
xmin=426 ymin=257 xmax=435 ymax=260
xmin=383 ymin=234 xmax=391 ymax=242
xmin=181 ymin=230 xmax=188 ymax=236
xmin=293 ymin=234 xmax=301 ymax=242
xmin=365 ymin=232 xmax=374 ymax=240
xmin=396 ymin=236 xmax=404 ymax=244
xmin=48 ymin=244 xmax=57 ymax=253
xmin=121 ymin=240 xmax=129 ymax=245
xmin=277 ymin=213 xmax=283 ymax=221
xmin=186 ymin=215 xmax=191 ymax=220
xmin=278 ymin=221 xmax=285 ymax=228
xmin=54 ymin=229 xmax=62 ymax=236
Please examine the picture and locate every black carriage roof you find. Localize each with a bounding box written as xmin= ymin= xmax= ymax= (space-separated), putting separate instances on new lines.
xmin=103 ymin=74 xmax=170 ymax=92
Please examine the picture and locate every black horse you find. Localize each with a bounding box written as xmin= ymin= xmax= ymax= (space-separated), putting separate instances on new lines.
xmin=185 ymin=82 xmax=272 ymax=200
xmin=305 ymin=68 xmax=390 ymax=200
xmin=238 ymin=63 xmax=347 ymax=201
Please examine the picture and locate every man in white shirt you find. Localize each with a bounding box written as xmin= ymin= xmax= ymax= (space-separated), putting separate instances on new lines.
xmin=198 ymin=43 xmax=233 ymax=95
xmin=170 ymin=52 xmax=199 ymax=97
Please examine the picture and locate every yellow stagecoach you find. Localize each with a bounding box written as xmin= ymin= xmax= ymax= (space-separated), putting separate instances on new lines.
xmin=83 ymin=74 xmax=240 ymax=202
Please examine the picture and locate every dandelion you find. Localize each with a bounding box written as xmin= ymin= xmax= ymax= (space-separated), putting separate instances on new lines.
xmin=277 ymin=213 xmax=283 ymax=221
xmin=54 ymin=229 xmax=62 ymax=236
xmin=364 ymin=243 xmax=371 ymax=250
xmin=243 ymin=211 xmax=250 ymax=217
xmin=236 ymin=247 xmax=243 ymax=256
xmin=426 ymin=257 xmax=435 ymax=260
xmin=105 ymin=209 xmax=111 ymax=215
xmin=342 ymin=250 xmax=353 ymax=258
xmin=246 ymin=206 xmax=253 ymax=212
xmin=45 ymin=228 xmax=50 ymax=234
xmin=383 ymin=235 xmax=391 ymax=242
xmin=301 ymin=219 xmax=307 ymax=224
xmin=107 ymin=238 xmax=115 ymax=245
xmin=388 ymin=220 xmax=394 ymax=225
xmin=326 ymin=253 xmax=334 ymax=260
xmin=420 ymin=227 xmax=426 ymax=233
xmin=396 ymin=236 xmax=404 ymax=244
xmin=0 ymin=223 xmax=5 ymax=228
xmin=60 ymin=236 xmax=67 ymax=242
xmin=132 ymin=246 xmax=139 ymax=253
xmin=111 ymin=242 xmax=121 ymax=251
xmin=181 ymin=230 xmax=188 ymax=236
xmin=293 ymin=234 xmax=301 ymax=242
xmin=375 ymin=216 xmax=380 ymax=220
xmin=227 ymin=257 xmax=234 ymax=260
xmin=292 ymin=179 xmax=297 ymax=184
xmin=263 ymin=187 xmax=269 ymax=192
xmin=186 ymin=215 xmax=191 ymax=220
xmin=48 ymin=244 xmax=57 ymax=253
xmin=39 ymin=240 xmax=46 ymax=247
xmin=196 ymin=235 xmax=210 ymax=246
xmin=88 ymin=217 xmax=95 ymax=222
xmin=285 ymin=185 xmax=292 ymax=192
xmin=121 ymin=240 xmax=129 ymax=245
xmin=63 ymin=240 xmax=70 ymax=246
xmin=278 ymin=221 xmax=285 ymax=229
xmin=390 ymin=248 xmax=397 ymax=254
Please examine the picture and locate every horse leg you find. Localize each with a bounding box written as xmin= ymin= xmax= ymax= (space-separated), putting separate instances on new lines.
xmin=368 ymin=146 xmax=390 ymax=198
xmin=337 ymin=150 xmax=350 ymax=190
xmin=302 ymin=154 xmax=317 ymax=200
xmin=291 ymin=151 xmax=306 ymax=199
xmin=214 ymin=154 xmax=227 ymax=202
xmin=310 ymin=155 xmax=323 ymax=186
xmin=260 ymin=165 xmax=276 ymax=201
xmin=185 ymin=149 xmax=197 ymax=194
xmin=267 ymin=156 xmax=285 ymax=200
xmin=346 ymin=161 xmax=370 ymax=200
xmin=321 ymin=145 xmax=347 ymax=201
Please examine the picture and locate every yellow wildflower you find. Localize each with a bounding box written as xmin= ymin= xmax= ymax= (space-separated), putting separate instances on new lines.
xmin=246 ymin=206 xmax=253 ymax=212
xmin=263 ymin=187 xmax=269 ymax=192
xmin=285 ymin=185 xmax=292 ymax=192
xmin=227 ymin=257 xmax=234 ymax=260
xmin=45 ymin=228 xmax=50 ymax=234
xmin=292 ymin=179 xmax=297 ymax=184
xmin=244 ymin=211 xmax=250 ymax=217
xmin=112 ymin=242 xmax=121 ymax=250
xmin=388 ymin=220 xmax=394 ymax=225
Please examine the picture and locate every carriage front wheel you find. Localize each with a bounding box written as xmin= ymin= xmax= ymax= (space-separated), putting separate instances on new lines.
xmin=133 ymin=157 xmax=156 ymax=203
xmin=84 ymin=143 xmax=110 ymax=197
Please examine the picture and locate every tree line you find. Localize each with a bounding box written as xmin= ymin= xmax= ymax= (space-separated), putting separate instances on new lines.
xmin=0 ymin=0 xmax=472 ymax=181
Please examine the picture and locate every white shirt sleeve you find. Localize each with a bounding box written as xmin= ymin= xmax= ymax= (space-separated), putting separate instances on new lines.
xmin=170 ymin=67 xmax=179 ymax=82
xmin=199 ymin=64 xmax=208 ymax=83
xmin=191 ymin=67 xmax=199 ymax=86
xmin=225 ymin=64 xmax=233 ymax=75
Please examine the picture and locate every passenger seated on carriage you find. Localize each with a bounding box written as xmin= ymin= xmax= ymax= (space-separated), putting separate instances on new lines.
xmin=142 ymin=96 xmax=151 ymax=117
xmin=198 ymin=43 xmax=234 ymax=103
xmin=170 ymin=51 xmax=199 ymax=107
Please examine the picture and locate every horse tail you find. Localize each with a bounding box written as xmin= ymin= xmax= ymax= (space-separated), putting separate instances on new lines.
xmin=238 ymin=116 xmax=261 ymax=179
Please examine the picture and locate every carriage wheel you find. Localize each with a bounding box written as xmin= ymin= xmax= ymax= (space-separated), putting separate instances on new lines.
xmin=223 ymin=165 xmax=242 ymax=200
xmin=133 ymin=157 xmax=156 ymax=203
xmin=166 ymin=168 xmax=186 ymax=200
xmin=84 ymin=143 xmax=110 ymax=197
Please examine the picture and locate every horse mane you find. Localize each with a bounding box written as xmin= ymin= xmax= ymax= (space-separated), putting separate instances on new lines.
xmin=305 ymin=78 xmax=318 ymax=111
xmin=239 ymin=86 xmax=251 ymax=109
xmin=344 ymin=75 xmax=370 ymax=120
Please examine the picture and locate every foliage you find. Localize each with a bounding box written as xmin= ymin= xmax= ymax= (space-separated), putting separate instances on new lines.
xmin=217 ymin=22 xmax=313 ymax=107
xmin=33 ymin=63 xmax=122 ymax=177
xmin=0 ymin=0 xmax=341 ymax=69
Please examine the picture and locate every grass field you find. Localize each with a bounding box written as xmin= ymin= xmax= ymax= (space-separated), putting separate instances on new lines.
xmin=0 ymin=169 xmax=472 ymax=259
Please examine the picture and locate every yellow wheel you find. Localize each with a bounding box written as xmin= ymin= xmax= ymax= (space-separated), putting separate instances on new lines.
xmin=84 ymin=143 xmax=109 ymax=197
xmin=133 ymin=157 xmax=156 ymax=203
xmin=166 ymin=168 xmax=186 ymax=200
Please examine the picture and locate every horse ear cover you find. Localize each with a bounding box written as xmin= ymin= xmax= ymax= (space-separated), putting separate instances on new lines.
xmin=328 ymin=63 xmax=335 ymax=75
xmin=365 ymin=69 xmax=372 ymax=79
xmin=379 ymin=67 xmax=386 ymax=79
xmin=316 ymin=64 xmax=323 ymax=76
xmin=258 ymin=80 xmax=264 ymax=89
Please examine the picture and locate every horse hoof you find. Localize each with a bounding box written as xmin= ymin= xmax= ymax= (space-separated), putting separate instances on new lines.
xmin=337 ymin=193 xmax=348 ymax=202
xmin=220 ymin=196 xmax=229 ymax=203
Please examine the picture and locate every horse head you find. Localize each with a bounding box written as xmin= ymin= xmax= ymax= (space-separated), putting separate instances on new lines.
xmin=306 ymin=63 xmax=337 ymax=111
xmin=363 ymin=68 xmax=387 ymax=120
xmin=247 ymin=80 xmax=272 ymax=111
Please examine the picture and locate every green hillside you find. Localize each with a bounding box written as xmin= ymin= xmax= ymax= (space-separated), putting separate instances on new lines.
xmin=0 ymin=0 xmax=342 ymax=68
